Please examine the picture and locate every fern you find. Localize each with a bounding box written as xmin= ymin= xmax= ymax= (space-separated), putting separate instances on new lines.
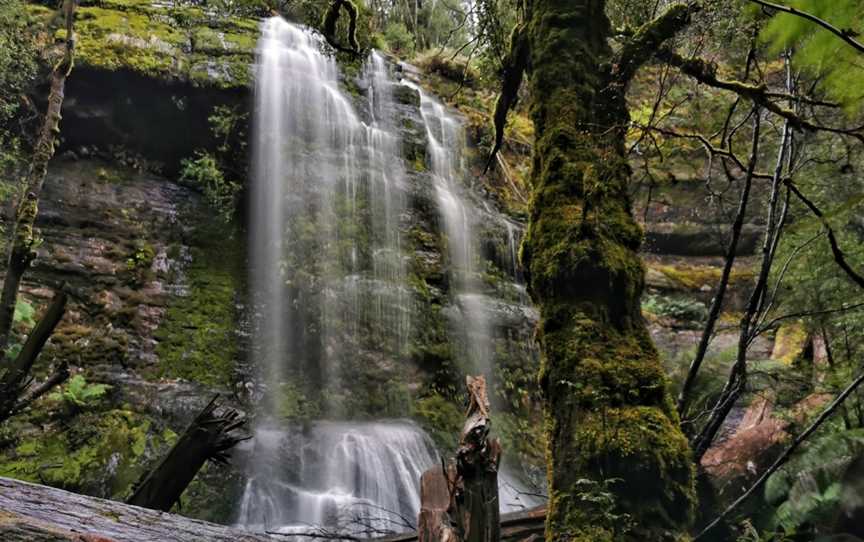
xmin=765 ymin=428 xmax=864 ymax=532
xmin=12 ymin=299 xmax=35 ymax=328
xmin=48 ymin=375 xmax=111 ymax=408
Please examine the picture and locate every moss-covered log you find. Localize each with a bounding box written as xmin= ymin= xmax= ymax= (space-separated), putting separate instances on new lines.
xmin=518 ymin=1 xmax=696 ymax=540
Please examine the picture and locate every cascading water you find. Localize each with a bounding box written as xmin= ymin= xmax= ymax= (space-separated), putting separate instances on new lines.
xmin=242 ymin=17 xmax=540 ymax=538
xmin=237 ymin=421 xmax=437 ymax=535
xmin=403 ymin=81 xmax=494 ymax=382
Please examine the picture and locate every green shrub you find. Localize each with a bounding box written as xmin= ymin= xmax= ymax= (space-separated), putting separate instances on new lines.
xmin=383 ymin=22 xmax=414 ymax=56
xmin=642 ymin=293 xmax=708 ymax=322
xmin=180 ymin=151 xmax=240 ymax=220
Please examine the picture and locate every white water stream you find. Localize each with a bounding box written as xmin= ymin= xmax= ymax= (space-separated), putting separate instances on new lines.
xmin=241 ymin=17 xmax=539 ymax=538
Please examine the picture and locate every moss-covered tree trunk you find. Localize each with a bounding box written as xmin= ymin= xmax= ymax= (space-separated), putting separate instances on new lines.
xmin=519 ymin=1 xmax=695 ymax=540
xmin=0 ymin=0 xmax=77 ymax=355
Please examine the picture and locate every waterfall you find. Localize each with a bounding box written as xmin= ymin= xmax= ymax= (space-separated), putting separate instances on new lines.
xmin=403 ymin=81 xmax=494 ymax=382
xmin=249 ymin=19 xmax=408 ymax=417
xmin=243 ymin=17 xmax=540 ymax=538
xmin=236 ymin=421 xmax=436 ymax=536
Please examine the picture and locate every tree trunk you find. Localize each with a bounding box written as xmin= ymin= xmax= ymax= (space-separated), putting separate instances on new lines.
xmin=0 ymin=476 xmax=277 ymax=542
xmin=0 ymin=1 xmax=77 ymax=355
xmin=418 ymin=376 xmax=501 ymax=542
xmin=418 ymin=467 xmax=459 ymax=542
xmin=0 ymin=290 xmax=68 ymax=423
xmin=520 ymin=1 xmax=695 ymax=540
xmin=126 ymin=396 xmax=248 ymax=512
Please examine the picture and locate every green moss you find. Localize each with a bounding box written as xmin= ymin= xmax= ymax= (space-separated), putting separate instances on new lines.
xmin=648 ymin=262 xmax=754 ymax=292
xmin=55 ymin=0 xmax=257 ymax=88
xmin=0 ymin=409 xmax=174 ymax=499
xmin=772 ymin=322 xmax=809 ymax=366
xmin=47 ymin=323 xmax=129 ymax=367
xmin=413 ymin=394 xmax=463 ymax=452
xmin=495 ymin=411 xmax=545 ymax=468
xmin=273 ymin=382 xmax=322 ymax=420
xmin=154 ymin=222 xmax=240 ymax=387
xmin=519 ymin=1 xmax=696 ymax=539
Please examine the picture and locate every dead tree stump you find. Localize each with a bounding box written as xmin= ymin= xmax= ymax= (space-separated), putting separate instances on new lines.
xmin=418 ymin=375 xmax=501 ymax=542
xmin=126 ymin=395 xmax=249 ymax=512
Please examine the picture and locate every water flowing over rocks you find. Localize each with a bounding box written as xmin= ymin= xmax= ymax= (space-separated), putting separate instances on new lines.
xmin=238 ymin=18 xmax=540 ymax=536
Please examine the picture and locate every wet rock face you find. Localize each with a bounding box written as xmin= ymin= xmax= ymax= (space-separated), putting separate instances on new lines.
xmin=0 ymin=42 xmax=542 ymax=523
xmin=61 ymin=69 xmax=246 ymax=171
xmin=0 ymin=154 xmax=245 ymax=513
xmin=33 ymin=158 xmax=193 ymax=373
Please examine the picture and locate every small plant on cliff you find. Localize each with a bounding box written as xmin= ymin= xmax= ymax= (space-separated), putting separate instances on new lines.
xmin=180 ymin=151 xmax=241 ymax=221
xmin=48 ymin=374 xmax=111 ymax=411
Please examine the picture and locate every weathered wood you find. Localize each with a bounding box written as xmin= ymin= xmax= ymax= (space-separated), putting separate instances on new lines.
xmin=382 ymin=506 xmax=546 ymax=542
xmin=454 ymin=376 xmax=500 ymax=542
xmin=126 ymin=395 xmax=249 ymax=511
xmin=418 ymin=466 xmax=459 ymax=542
xmin=418 ymin=375 xmax=501 ymax=542
xmin=0 ymin=476 xmax=278 ymax=541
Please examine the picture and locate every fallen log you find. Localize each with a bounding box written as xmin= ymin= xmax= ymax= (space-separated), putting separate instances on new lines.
xmin=0 ymin=476 xmax=278 ymax=542
xmin=380 ymin=506 xmax=546 ymax=542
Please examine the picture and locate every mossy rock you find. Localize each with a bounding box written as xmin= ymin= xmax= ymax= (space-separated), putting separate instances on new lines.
xmin=154 ymin=218 xmax=241 ymax=387
xmin=0 ymin=409 xmax=176 ymax=499
xmin=43 ymin=0 xmax=258 ymax=88
xmin=771 ymin=322 xmax=810 ymax=366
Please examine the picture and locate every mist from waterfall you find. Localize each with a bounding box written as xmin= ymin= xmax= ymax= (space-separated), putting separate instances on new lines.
xmin=242 ymin=17 xmax=539 ymax=538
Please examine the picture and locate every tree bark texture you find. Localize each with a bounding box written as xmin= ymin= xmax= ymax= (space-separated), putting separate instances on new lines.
xmin=418 ymin=375 xmax=501 ymax=542
xmin=0 ymin=476 xmax=277 ymax=542
xmin=0 ymin=2 xmax=77 ymax=355
xmin=519 ymin=1 xmax=696 ymax=540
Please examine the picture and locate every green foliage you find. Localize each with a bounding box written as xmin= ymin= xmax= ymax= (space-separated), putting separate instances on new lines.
xmin=642 ymin=293 xmax=708 ymax=322
xmin=209 ymin=105 xmax=247 ymax=150
xmin=0 ymin=0 xmax=38 ymax=128
xmin=0 ymin=0 xmax=40 ymax=176
xmin=180 ymin=151 xmax=241 ymax=220
xmin=0 ymin=409 xmax=174 ymax=498
xmin=758 ymin=0 xmax=864 ymax=112
xmin=47 ymin=375 xmax=111 ymax=409
xmin=763 ymin=427 xmax=864 ymax=534
xmin=413 ymin=394 xmax=463 ymax=452
xmin=572 ymin=478 xmax=635 ymax=536
xmin=5 ymin=299 xmax=37 ymax=361
xmin=12 ymin=299 xmax=36 ymax=329
xmin=125 ymin=241 xmax=156 ymax=271
xmin=383 ymin=22 xmax=414 ymax=56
